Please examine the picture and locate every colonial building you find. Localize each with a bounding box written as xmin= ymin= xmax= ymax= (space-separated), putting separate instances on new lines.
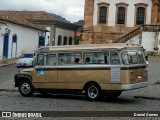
xmin=82 ymin=0 xmax=160 ymax=54
xmin=0 ymin=11 xmax=79 ymax=46
xmin=0 ymin=14 xmax=45 ymax=60
xmin=0 ymin=11 xmax=79 ymax=60
xmin=20 ymin=11 xmax=79 ymax=46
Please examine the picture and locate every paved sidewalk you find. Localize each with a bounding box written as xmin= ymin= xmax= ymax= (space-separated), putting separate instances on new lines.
xmin=0 ymin=58 xmax=17 ymax=67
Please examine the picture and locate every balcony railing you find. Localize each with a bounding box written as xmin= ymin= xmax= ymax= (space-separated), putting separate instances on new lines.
xmin=115 ymin=25 xmax=160 ymax=43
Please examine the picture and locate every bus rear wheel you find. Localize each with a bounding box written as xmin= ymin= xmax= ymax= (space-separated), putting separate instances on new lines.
xmin=85 ymin=83 xmax=101 ymax=101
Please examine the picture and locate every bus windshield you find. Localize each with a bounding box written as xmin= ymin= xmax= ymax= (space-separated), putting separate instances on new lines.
xmin=122 ymin=51 xmax=145 ymax=65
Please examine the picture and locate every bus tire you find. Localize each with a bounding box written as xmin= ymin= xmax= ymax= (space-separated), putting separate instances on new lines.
xmin=18 ymin=80 xmax=34 ymax=97
xmin=85 ymin=83 xmax=101 ymax=101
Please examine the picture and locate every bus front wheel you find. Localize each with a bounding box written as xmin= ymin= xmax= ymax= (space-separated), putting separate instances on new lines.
xmin=18 ymin=80 xmax=34 ymax=97
xmin=85 ymin=83 xmax=101 ymax=101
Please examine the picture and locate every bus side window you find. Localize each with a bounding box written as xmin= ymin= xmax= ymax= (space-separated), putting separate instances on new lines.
xmin=46 ymin=54 xmax=57 ymax=66
xmin=59 ymin=53 xmax=82 ymax=65
xmin=104 ymin=52 xmax=109 ymax=64
xmin=84 ymin=52 xmax=106 ymax=64
xmin=59 ymin=54 xmax=65 ymax=65
xmin=85 ymin=57 xmax=91 ymax=64
xmin=110 ymin=51 xmax=120 ymax=64
xmin=36 ymin=54 xmax=44 ymax=66
xmin=122 ymin=51 xmax=130 ymax=65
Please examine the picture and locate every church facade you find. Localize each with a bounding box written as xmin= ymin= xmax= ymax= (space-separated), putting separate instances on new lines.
xmin=82 ymin=0 xmax=160 ymax=44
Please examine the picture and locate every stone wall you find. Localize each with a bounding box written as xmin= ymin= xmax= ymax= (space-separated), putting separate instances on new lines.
xmin=92 ymin=26 xmax=137 ymax=43
xmin=83 ymin=24 xmax=136 ymax=43
xmin=151 ymin=0 xmax=160 ymax=24
xmin=82 ymin=0 xmax=159 ymax=44
xmin=82 ymin=0 xmax=94 ymax=43
xmin=158 ymin=13 xmax=160 ymax=23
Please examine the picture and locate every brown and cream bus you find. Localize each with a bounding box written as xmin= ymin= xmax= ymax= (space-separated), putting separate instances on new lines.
xmin=14 ymin=43 xmax=148 ymax=100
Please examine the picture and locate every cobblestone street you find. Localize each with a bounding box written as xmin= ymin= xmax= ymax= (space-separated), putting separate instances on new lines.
xmin=0 ymin=56 xmax=160 ymax=119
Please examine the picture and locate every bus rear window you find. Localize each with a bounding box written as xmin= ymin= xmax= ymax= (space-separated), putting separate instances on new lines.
xmin=122 ymin=51 xmax=145 ymax=65
xmin=137 ymin=51 xmax=145 ymax=63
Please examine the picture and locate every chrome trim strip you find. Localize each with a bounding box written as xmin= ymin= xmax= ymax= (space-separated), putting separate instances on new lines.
xmin=35 ymin=64 xmax=146 ymax=69
xmin=121 ymin=82 xmax=148 ymax=90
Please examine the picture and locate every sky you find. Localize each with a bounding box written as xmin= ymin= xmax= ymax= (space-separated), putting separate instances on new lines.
xmin=0 ymin=0 xmax=85 ymax=23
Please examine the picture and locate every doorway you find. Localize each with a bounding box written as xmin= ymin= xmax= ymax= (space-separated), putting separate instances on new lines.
xmin=39 ymin=36 xmax=45 ymax=47
xmin=3 ymin=33 xmax=9 ymax=59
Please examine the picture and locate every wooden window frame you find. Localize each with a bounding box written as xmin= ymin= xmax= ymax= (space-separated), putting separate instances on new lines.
xmin=97 ymin=2 xmax=110 ymax=25
xmin=115 ymin=2 xmax=128 ymax=26
xmin=134 ymin=3 xmax=148 ymax=26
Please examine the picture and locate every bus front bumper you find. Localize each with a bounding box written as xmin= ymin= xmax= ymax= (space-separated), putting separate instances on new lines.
xmin=121 ymin=82 xmax=148 ymax=90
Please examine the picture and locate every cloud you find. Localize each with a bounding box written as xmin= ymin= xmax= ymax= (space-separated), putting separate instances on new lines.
xmin=0 ymin=0 xmax=85 ymax=22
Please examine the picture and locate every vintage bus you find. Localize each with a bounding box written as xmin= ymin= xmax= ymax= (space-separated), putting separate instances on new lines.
xmin=14 ymin=43 xmax=148 ymax=100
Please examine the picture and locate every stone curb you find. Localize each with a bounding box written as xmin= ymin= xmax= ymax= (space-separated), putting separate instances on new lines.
xmin=134 ymin=96 xmax=160 ymax=101
xmin=0 ymin=58 xmax=18 ymax=67
xmin=0 ymin=89 xmax=18 ymax=92
xmin=0 ymin=62 xmax=16 ymax=67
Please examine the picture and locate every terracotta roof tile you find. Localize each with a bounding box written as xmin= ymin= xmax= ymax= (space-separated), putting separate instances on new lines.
xmin=0 ymin=11 xmax=52 ymax=30
xmin=0 ymin=10 xmax=79 ymax=30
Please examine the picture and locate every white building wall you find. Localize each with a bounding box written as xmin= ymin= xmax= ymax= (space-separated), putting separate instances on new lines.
xmin=126 ymin=34 xmax=140 ymax=44
xmin=93 ymin=0 xmax=152 ymax=27
xmin=126 ymin=32 xmax=160 ymax=55
xmin=0 ymin=22 xmax=40 ymax=60
xmin=45 ymin=27 xmax=51 ymax=45
xmin=0 ymin=24 xmax=10 ymax=60
xmin=141 ymin=32 xmax=155 ymax=52
xmin=55 ymin=28 xmax=75 ymax=46
xmin=0 ymin=24 xmax=4 ymax=60
xmin=126 ymin=32 xmax=160 ymax=53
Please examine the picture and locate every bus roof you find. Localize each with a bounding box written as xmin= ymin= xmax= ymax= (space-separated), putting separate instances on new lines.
xmin=38 ymin=43 xmax=142 ymax=53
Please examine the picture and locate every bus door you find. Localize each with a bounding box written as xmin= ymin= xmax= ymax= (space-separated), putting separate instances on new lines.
xmin=44 ymin=54 xmax=58 ymax=88
xmin=33 ymin=54 xmax=46 ymax=87
xmin=34 ymin=54 xmax=58 ymax=88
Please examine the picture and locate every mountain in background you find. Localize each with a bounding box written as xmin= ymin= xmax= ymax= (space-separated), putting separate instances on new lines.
xmin=74 ymin=20 xmax=84 ymax=32
xmin=51 ymin=14 xmax=83 ymax=32
xmin=52 ymin=14 xmax=70 ymax=23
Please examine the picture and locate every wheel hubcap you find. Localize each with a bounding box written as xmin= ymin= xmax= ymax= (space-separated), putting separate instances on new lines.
xmin=88 ymin=86 xmax=98 ymax=98
xmin=21 ymin=83 xmax=30 ymax=94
